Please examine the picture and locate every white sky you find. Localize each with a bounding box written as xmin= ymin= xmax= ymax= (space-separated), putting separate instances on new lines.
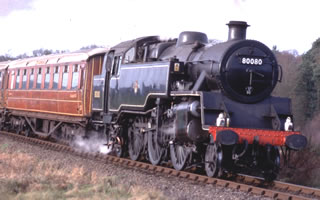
xmin=0 ymin=0 xmax=319 ymax=56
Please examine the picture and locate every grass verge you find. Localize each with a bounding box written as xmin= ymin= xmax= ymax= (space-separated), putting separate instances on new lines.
xmin=0 ymin=141 xmax=166 ymax=200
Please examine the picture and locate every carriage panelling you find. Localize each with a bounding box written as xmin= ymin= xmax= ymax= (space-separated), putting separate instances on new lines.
xmin=4 ymin=49 xmax=108 ymax=119
xmin=6 ymin=63 xmax=85 ymax=117
xmin=7 ymin=90 xmax=83 ymax=116
xmin=0 ymin=66 xmax=9 ymax=109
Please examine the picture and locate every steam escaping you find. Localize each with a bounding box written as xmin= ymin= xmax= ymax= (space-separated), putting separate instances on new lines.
xmin=72 ymin=135 xmax=111 ymax=155
xmin=99 ymin=144 xmax=112 ymax=154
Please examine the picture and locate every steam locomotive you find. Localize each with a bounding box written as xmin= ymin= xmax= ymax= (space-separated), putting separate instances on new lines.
xmin=0 ymin=21 xmax=307 ymax=180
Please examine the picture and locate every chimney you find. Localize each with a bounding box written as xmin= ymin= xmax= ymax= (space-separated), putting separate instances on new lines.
xmin=227 ymin=21 xmax=249 ymax=41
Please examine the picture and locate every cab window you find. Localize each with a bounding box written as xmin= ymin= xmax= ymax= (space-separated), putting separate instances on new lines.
xmin=124 ymin=47 xmax=135 ymax=63
xmin=111 ymin=56 xmax=122 ymax=76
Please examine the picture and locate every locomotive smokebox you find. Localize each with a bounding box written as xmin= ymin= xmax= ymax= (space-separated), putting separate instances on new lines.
xmin=227 ymin=21 xmax=249 ymax=41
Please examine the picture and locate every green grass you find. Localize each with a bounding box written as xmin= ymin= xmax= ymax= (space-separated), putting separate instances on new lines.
xmin=0 ymin=147 xmax=167 ymax=200
xmin=0 ymin=143 xmax=9 ymax=152
xmin=0 ymin=174 xmax=152 ymax=200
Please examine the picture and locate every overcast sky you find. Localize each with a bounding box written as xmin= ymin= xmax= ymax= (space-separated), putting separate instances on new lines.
xmin=0 ymin=0 xmax=319 ymax=56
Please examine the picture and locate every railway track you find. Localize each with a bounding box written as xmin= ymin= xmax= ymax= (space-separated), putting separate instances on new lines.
xmin=1 ymin=130 xmax=319 ymax=200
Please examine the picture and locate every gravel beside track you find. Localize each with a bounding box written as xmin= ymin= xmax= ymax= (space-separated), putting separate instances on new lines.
xmin=0 ymin=134 xmax=271 ymax=200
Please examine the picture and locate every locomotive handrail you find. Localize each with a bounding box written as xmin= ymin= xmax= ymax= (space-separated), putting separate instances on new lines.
xmin=278 ymin=64 xmax=283 ymax=82
xmin=191 ymin=71 xmax=207 ymax=91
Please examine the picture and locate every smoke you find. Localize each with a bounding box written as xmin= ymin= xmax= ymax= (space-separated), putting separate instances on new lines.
xmin=0 ymin=0 xmax=34 ymax=17
xmin=233 ymin=0 xmax=246 ymax=7
xmin=71 ymin=135 xmax=111 ymax=155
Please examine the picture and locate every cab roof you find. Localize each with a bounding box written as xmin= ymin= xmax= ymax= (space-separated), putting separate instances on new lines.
xmin=111 ymin=36 xmax=159 ymax=55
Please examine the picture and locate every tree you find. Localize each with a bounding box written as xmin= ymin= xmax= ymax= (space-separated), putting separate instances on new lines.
xmin=294 ymin=38 xmax=320 ymax=126
xmin=272 ymin=51 xmax=302 ymax=98
xmin=80 ymin=45 xmax=103 ymax=50
xmin=295 ymin=62 xmax=317 ymax=125
xmin=0 ymin=54 xmax=12 ymax=62
xmin=32 ymin=48 xmax=53 ymax=57
xmin=16 ymin=53 xmax=29 ymax=59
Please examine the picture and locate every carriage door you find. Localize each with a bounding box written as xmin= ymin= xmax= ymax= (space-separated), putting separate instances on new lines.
xmin=108 ymin=53 xmax=122 ymax=111
xmin=103 ymin=51 xmax=114 ymax=112
xmin=0 ymin=71 xmax=4 ymax=108
xmin=92 ymin=51 xmax=114 ymax=112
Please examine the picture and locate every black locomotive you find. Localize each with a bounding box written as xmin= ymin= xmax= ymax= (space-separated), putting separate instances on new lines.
xmin=90 ymin=21 xmax=306 ymax=180
xmin=0 ymin=21 xmax=307 ymax=181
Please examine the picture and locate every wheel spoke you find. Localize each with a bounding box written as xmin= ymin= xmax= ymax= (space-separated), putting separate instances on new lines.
xmin=148 ymin=130 xmax=163 ymax=165
xmin=170 ymin=143 xmax=190 ymax=171
xmin=263 ymin=146 xmax=280 ymax=181
xmin=205 ymin=142 xmax=222 ymax=177
xmin=128 ymin=122 xmax=143 ymax=161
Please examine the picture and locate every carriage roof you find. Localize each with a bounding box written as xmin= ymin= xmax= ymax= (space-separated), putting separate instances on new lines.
xmin=0 ymin=61 xmax=11 ymax=70
xmin=7 ymin=48 xmax=109 ymax=70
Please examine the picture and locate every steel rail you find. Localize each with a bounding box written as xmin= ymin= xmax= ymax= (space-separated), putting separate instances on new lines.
xmin=1 ymin=130 xmax=318 ymax=200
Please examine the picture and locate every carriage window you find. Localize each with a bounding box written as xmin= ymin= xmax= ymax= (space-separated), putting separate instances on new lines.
xmin=61 ymin=65 xmax=69 ymax=89
xmin=29 ymin=68 xmax=34 ymax=89
xmin=36 ymin=68 xmax=42 ymax=89
xmin=80 ymin=67 xmax=85 ymax=89
xmin=21 ymin=69 xmax=27 ymax=89
xmin=44 ymin=67 xmax=50 ymax=89
xmin=124 ymin=47 xmax=135 ymax=63
xmin=0 ymin=71 xmax=4 ymax=89
xmin=53 ymin=66 xmax=59 ymax=89
xmin=15 ymin=69 xmax=20 ymax=89
xmin=0 ymin=71 xmax=2 ymax=89
xmin=10 ymin=71 xmax=15 ymax=89
xmin=71 ymin=64 xmax=79 ymax=89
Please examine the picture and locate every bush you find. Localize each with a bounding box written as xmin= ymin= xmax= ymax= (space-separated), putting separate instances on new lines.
xmin=279 ymin=114 xmax=320 ymax=188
